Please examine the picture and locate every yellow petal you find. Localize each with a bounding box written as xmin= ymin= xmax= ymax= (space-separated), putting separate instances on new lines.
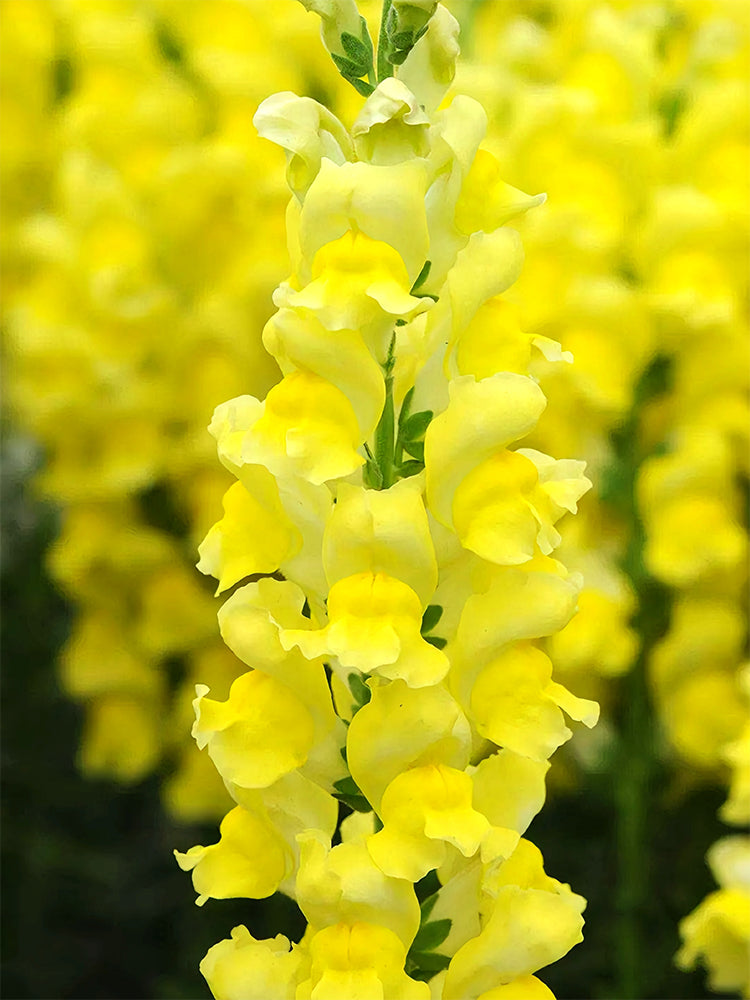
xmin=175 ymin=805 xmax=291 ymax=904
xmin=425 ymin=373 xmax=546 ymax=528
xmin=197 ymin=477 xmax=300 ymax=593
xmin=324 ymin=478 xmax=438 ymax=606
xmin=200 ymin=926 xmax=302 ymax=1000
xmin=192 ymin=670 xmax=315 ymax=788
xmin=347 ymin=677 xmax=471 ymax=812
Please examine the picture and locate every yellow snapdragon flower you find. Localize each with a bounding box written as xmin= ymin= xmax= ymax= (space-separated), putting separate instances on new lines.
xmin=178 ymin=3 xmax=598 ymax=996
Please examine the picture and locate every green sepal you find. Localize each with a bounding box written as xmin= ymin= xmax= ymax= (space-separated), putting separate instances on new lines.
xmin=335 ymin=791 xmax=372 ymax=813
xmin=391 ymin=28 xmax=415 ymax=48
xmin=398 ymin=387 xmax=415 ymax=428
xmin=334 ymin=774 xmax=363 ymax=797
xmin=363 ymin=443 xmax=384 ymax=489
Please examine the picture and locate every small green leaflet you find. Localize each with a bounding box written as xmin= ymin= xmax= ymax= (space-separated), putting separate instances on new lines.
xmin=411 ymin=918 xmax=451 ymax=952
xmin=420 ymin=604 xmax=443 ymax=635
xmin=333 ymin=774 xmax=371 ymax=813
xmin=348 ymin=671 xmax=371 ymax=710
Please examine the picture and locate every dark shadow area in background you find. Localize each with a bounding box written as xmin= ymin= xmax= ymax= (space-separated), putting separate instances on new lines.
xmin=0 ymin=442 xmax=304 ymax=1000
xmin=0 ymin=437 xmax=732 ymax=999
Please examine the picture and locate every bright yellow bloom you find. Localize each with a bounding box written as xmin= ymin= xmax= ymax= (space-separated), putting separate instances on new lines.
xmin=323 ymin=478 xmax=438 ymax=606
xmin=298 ymin=921 xmax=431 ymax=1000
xmin=425 ymin=373 xmax=547 ymax=531
xmin=470 ymin=643 xmax=599 ymax=762
xmin=352 ymin=77 xmax=431 ymax=166
xmin=200 ymin=926 xmax=304 ymax=1000
xmin=192 ymin=670 xmax=316 ymax=789
xmin=197 ymin=476 xmax=300 ymax=593
xmin=347 ymin=677 xmax=471 ymax=813
xmin=442 ymin=841 xmax=585 ymax=1000
xmin=242 ymin=372 xmax=366 ymax=484
xmin=295 ymin=829 xmax=421 ymax=948
xmin=367 ymin=763 xmax=491 ymax=881
xmin=677 ymin=837 xmax=750 ymax=997
xmin=283 ymin=571 xmax=449 ymax=687
xmin=175 ymin=805 xmax=291 ymax=905
xmin=283 ymin=230 xmax=430 ymax=359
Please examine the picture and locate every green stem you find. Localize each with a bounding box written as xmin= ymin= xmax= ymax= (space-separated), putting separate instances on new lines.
xmin=614 ymin=634 xmax=651 ymax=999
xmin=607 ymin=356 xmax=673 ymax=1000
xmin=374 ymin=335 xmax=396 ymax=489
xmin=377 ymin=0 xmax=394 ymax=82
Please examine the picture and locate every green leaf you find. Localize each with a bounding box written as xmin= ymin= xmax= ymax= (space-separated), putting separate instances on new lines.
xmin=331 ymin=52 xmax=362 ymax=77
xmin=340 ymin=30 xmax=371 ymax=69
xmin=359 ymin=14 xmax=374 ymax=52
xmin=349 ymin=76 xmax=375 ymax=96
xmin=409 ymin=951 xmax=451 ymax=974
xmin=412 ymin=918 xmax=452 ymax=952
xmin=410 ymin=259 xmax=432 ymax=293
xmin=424 ymin=634 xmax=447 ymax=650
xmin=391 ymin=29 xmax=415 ymax=49
xmin=401 ymin=410 xmax=433 ymax=441
xmin=403 ymin=439 xmax=424 ymax=463
xmin=398 ymin=460 xmax=424 ymax=479
xmin=333 ymin=775 xmax=372 ymax=813
xmin=363 ymin=455 xmax=383 ymax=489
xmin=335 ymin=791 xmax=372 ymax=813
xmin=334 ymin=775 xmax=362 ymax=797
xmin=348 ymin=671 xmax=371 ymax=709
xmin=398 ymin=387 xmax=415 ymax=429
xmin=416 ymin=869 xmax=441 ymax=902
xmin=420 ymin=892 xmax=438 ymax=922
xmin=421 ymin=605 xmax=443 ymax=635
xmin=389 ymin=47 xmax=411 ymax=65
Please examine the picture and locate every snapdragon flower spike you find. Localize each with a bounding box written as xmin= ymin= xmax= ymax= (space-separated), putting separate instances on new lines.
xmin=180 ymin=3 xmax=597 ymax=995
